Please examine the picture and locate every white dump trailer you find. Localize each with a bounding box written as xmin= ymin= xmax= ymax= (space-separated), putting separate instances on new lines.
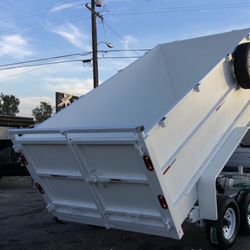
xmin=10 ymin=29 xmax=250 ymax=249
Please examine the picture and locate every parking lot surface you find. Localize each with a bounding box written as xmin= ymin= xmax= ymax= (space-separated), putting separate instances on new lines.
xmin=0 ymin=177 xmax=250 ymax=250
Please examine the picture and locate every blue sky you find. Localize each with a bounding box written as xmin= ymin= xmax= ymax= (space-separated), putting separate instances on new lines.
xmin=0 ymin=0 xmax=250 ymax=116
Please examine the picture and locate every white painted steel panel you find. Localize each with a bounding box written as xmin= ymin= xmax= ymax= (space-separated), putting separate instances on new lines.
xmin=77 ymin=144 xmax=147 ymax=179
xmin=144 ymin=45 xmax=250 ymax=227
xmin=198 ymin=127 xmax=249 ymax=220
xmin=43 ymin=177 xmax=97 ymax=208
xmin=24 ymin=144 xmax=82 ymax=175
xmin=37 ymin=29 xmax=250 ymax=133
xmin=17 ymin=132 xmax=178 ymax=238
xmin=94 ymin=182 xmax=160 ymax=215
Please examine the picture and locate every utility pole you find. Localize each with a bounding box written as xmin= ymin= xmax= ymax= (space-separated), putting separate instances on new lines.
xmin=91 ymin=0 xmax=99 ymax=88
xmin=86 ymin=1 xmax=103 ymax=89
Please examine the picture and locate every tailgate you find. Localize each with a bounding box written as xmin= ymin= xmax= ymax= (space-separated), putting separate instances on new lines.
xmin=10 ymin=127 xmax=181 ymax=239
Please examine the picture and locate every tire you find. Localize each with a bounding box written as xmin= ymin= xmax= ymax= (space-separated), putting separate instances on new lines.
xmin=54 ymin=216 xmax=66 ymax=224
xmin=233 ymin=43 xmax=250 ymax=89
xmin=238 ymin=190 xmax=250 ymax=235
xmin=206 ymin=195 xmax=240 ymax=249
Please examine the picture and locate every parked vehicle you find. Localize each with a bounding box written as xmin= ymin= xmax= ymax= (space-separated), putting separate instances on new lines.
xmin=0 ymin=115 xmax=33 ymax=177
xmin=10 ymin=29 xmax=250 ymax=249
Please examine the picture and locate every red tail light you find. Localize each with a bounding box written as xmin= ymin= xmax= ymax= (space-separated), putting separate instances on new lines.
xmin=35 ymin=183 xmax=45 ymax=194
xmin=143 ymin=155 xmax=154 ymax=171
xmin=158 ymin=195 xmax=168 ymax=209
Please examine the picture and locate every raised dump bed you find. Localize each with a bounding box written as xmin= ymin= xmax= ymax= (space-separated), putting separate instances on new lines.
xmin=11 ymin=29 xmax=250 ymax=248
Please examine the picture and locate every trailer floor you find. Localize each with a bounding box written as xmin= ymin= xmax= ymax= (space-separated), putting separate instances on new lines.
xmin=0 ymin=177 xmax=249 ymax=250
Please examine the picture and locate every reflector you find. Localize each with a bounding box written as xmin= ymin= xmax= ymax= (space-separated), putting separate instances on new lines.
xmin=158 ymin=195 xmax=168 ymax=209
xmin=19 ymin=152 xmax=28 ymax=166
xmin=143 ymin=155 xmax=154 ymax=171
xmin=35 ymin=183 xmax=45 ymax=194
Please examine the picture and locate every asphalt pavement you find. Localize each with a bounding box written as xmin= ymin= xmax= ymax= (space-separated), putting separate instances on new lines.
xmin=0 ymin=177 xmax=250 ymax=250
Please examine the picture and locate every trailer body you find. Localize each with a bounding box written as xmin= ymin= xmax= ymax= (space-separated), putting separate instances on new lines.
xmin=11 ymin=30 xmax=250 ymax=240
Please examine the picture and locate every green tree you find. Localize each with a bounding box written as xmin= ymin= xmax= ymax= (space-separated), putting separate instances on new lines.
xmin=0 ymin=93 xmax=20 ymax=116
xmin=32 ymin=101 xmax=53 ymax=123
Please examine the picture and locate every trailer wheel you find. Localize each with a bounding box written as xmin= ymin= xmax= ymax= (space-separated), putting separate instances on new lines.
xmin=233 ymin=43 xmax=250 ymax=89
xmin=238 ymin=190 xmax=250 ymax=235
xmin=206 ymin=196 xmax=240 ymax=249
xmin=54 ymin=216 xmax=66 ymax=224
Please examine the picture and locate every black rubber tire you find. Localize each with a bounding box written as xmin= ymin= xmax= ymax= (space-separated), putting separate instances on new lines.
xmin=206 ymin=195 xmax=240 ymax=249
xmin=54 ymin=216 xmax=66 ymax=224
xmin=233 ymin=43 xmax=250 ymax=89
xmin=238 ymin=190 xmax=250 ymax=235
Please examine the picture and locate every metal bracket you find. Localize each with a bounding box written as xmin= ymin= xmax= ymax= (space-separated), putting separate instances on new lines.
xmin=163 ymin=218 xmax=172 ymax=231
xmin=12 ymin=143 xmax=22 ymax=153
xmin=46 ymin=204 xmax=55 ymax=213
xmin=89 ymin=176 xmax=110 ymax=184
xmin=194 ymin=83 xmax=201 ymax=92
xmin=159 ymin=117 xmax=166 ymax=128
xmin=134 ymin=127 xmax=146 ymax=156
xmin=225 ymin=53 xmax=232 ymax=62
xmin=187 ymin=206 xmax=200 ymax=223
xmin=134 ymin=141 xmax=144 ymax=156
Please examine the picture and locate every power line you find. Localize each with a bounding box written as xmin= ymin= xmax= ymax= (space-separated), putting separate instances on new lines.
xmin=1 ymin=1 xmax=249 ymax=29
xmin=108 ymin=1 xmax=250 ymax=9
xmin=0 ymin=59 xmax=82 ymax=71
xmin=0 ymin=2 xmax=89 ymax=37
xmin=102 ymin=20 xmax=140 ymax=56
xmin=0 ymin=68 xmax=39 ymax=81
xmin=0 ymin=53 xmax=91 ymax=69
xmin=100 ymin=49 xmax=150 ymax=53
xmin=105 ymin=0 xmax=250 ymax=5
xmin=0 ymin=57 xmax=140 ymax=71
xmin=1 ymin=1 xmax=247 ymax=28
xmin=0 ymin=55 xmax=143 ymax=81
xmin=0 ymin=50 xmax=148 ymax=71
xmin=104 ymin=2 xmax=250 ymax=15
xmin=0 ymin=15 xmax=90 ymax=37
xmin=100 ymin=56 xmax=140 ymax=59
xmin=0 ymin=1 xmax=84 ymax=24
xmin=0 ymin=7 xmax=52 ymax=24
